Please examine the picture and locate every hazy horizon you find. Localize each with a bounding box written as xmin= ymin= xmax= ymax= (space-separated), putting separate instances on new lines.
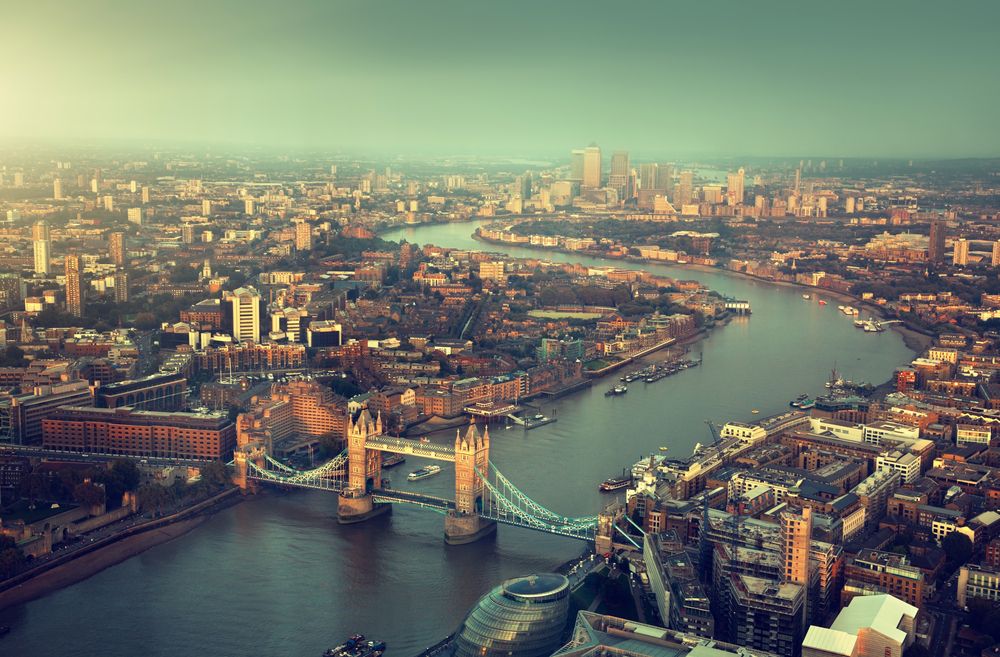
xmin=3 ymin=0 xmax=999 ymax=159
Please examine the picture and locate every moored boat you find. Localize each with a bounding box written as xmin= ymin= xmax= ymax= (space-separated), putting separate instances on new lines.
xmin=324 ymin=635 xmax=387 ymax=657
xmin=382 ymin=454 xmax=406 ymax=468
xmin=599 ymin=467 xmax=633 ymax=492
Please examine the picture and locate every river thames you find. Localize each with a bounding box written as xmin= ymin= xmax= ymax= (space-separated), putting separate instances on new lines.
xmin=0 ymin=219 xmax=915 ymax=657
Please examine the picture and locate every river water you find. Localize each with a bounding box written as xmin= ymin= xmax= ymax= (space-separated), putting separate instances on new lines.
xmin=0 ymin=220 xmax=915 ymax=657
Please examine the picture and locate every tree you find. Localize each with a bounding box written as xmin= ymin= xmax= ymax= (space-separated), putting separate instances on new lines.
xmin=137 ymin=484 xmax=171 ymax=517
xmin=200 ymin=461 xmax=231 ymax=488
xmin=0 ymin=344 xmax=28 ymax=367
xmin=169 ymin=266 xmax=199 ymax=283
xmin=942 ymin=532 xmax=973 ymax=565
xmin=133 ymin=312 xmax=158 ymax=330
xmin=73 ymin=482 xmax=106 ymax=508
xmin=0 ymin=535 xmax=25 ymax=579
xmin=111 ymin=459 xmax=141 ymax=491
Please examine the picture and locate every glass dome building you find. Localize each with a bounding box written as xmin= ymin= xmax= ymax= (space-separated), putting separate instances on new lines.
xmin=455 ymin=573 xmax=571 ymax=657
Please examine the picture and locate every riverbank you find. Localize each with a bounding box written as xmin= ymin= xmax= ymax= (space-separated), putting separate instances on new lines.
xmin=472 ymin=232 xmax=933 ymax=356
xmin=0 ymin=487 xmax=242 ymax=611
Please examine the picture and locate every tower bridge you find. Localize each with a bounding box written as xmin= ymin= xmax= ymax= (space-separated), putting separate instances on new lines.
xmin=233 ymin=410 xmax=602 ymax=544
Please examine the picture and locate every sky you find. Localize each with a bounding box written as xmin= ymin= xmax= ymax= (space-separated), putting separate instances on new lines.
xmin=1 ymin=0 xmax=998 ymax=158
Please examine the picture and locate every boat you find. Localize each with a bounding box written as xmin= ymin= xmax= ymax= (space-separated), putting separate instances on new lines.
xmin=798 ymin=398 xmax=816 ymax=410
xmin=802 ymin=294 xmax=811 ymax=300
xmin=605 ymin=384 xmax=628 ymax=396
xmin=407 ymin=465 xmax=442 ymax=481
xmin=751 ymin=408 xmax=760 ymax=414
xmin=658 ymin=446 xmax=669 ymax=452
xmin=818 ymin=299 xmax=827 ymax=306
xmin=382 ymin=454 xmax=406 ymax=468
xmin=599 ymin=469 xmax=633 ymax=492
xmin=324 ymin=635 xmax=387 ymax=657
xmin=524 ymin=415 xmax=557 ymax=429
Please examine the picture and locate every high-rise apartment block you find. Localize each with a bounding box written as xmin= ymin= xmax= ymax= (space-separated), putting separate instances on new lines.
xmin=114 ymin=269 xmax=129 ymax=303
xmin=32 ymin=220 xmax=51 ymax=275
xmin=953 ymin=238 xmax=969 ymax=266
xmin=109 ymin=231 xmax=126 ymax=266
xmin=294 ymin=220 xmax=313 ymax=251
xmin=64 ymin=253 xmax=83 ymax=317
xmin=928 ymin=219 xmax=946 ymax=263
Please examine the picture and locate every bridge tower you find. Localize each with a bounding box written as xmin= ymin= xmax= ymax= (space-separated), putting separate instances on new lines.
xmin=233 ymin=445 xmax=266 ymax=492
xmin=444 ymin=420 xmax=496 ymax=544
xmin=338 ymin=409 xmax=390 ymax=524
xmin=595 ymin=503 xmax=621 ymax=554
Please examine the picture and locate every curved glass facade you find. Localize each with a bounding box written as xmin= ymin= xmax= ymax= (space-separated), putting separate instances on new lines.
xmin=455 ymin=573 xmax=570 ymax=657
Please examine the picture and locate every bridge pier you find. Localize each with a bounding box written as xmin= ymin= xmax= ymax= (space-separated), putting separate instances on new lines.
xmin=338 ymin=490 xmax=391 ymax=524
xmin=444 ymin=511 xmax=496 ymax=545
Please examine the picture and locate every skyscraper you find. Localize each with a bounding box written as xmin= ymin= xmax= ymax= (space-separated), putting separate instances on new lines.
xmin=608 ymin=151 xmax=629 ymax=199
xmin=513 ymin=173 xmax=532 ymax=200
xmin=582 ymin=145 xmax=602 ymax=189
xmin=727 ymin=167 xmax=745 ymax=206
xmin=953 ymin=238 xmax=969 ymax=266
xmin=141 ymin=186 xmax=150 ymax=204
xmin=32 ymin=220 xmax=51 ymax=275
xmin=676 ymin=171 xmax=694 ymax=206
xmin=109 ymin=231 xmax=126 ymax=266
xmin=225 ymin=287 xmax=261 ymax=343
xmin=928 ymin=219 xmax=946 ymax=263
xmin=53 ymin=178 xmax=62 ymax=200
xmin=64 ymin=253 xmax=83 ymax=317
xmin=993 ymin=241 xmax=1000 ymax=267
xmin=569 ymin=150 xmax=585 ymax=181
xmin=656 ymin=163 xmax=674 ymax=193
xmin=127 ymin=207 xmax=142 ymax=225
xmin=638 ymin=163 xmax=659 ymax=190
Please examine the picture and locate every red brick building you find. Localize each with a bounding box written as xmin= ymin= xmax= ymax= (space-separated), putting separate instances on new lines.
xmin=42 ymin=406 xmax=236 ymax=460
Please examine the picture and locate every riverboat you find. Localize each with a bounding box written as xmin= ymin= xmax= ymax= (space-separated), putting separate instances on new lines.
xmin=407 ymin=465 xmax=442 ymax=481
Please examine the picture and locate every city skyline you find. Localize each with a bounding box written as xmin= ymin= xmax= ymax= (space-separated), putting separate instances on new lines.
xmin=3 ymin=0 xmax=1000 ymax=158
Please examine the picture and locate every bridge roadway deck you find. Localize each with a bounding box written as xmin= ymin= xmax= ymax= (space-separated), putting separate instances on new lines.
xmin=371 ymin=488 xmax=455 ymax=511
xmin=365 ymin=436 xmax=455 ymax=462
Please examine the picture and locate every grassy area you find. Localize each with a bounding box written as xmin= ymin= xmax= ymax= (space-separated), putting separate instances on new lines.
xmin=1 ymin=500 xmax=80 ymax=524
xmin=583 ymin=359 xmax=614 ymax=371
xmin=528 ymin=310 xmax=603 ymax=320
